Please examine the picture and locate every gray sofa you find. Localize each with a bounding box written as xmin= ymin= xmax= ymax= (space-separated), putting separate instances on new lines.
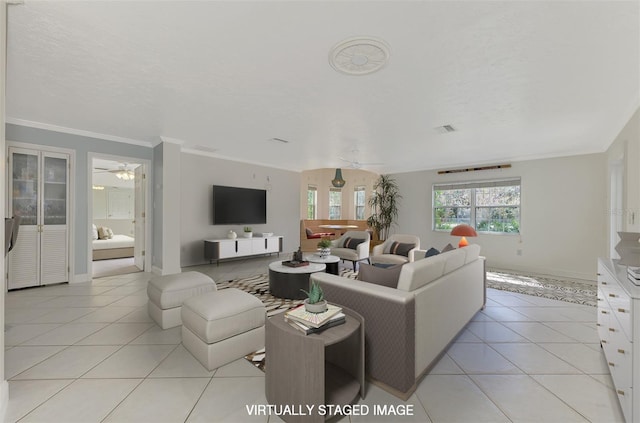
xmin=310 ymin=244 xmax=485 ymax=399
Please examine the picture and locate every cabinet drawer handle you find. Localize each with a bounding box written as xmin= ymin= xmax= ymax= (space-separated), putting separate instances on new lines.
xmin=617 ymin=308 xmax=626 ymax=313
xmin=601 ymin=340 xmax=608 ymax=344
xmin=601 ymin=310 xmax=608 ymax=314
xmin=609 ymin=294 xmax=616 ymax=298
xmin=617 ymin=349 xmax=625 ymax=354
xmin=608 ymin=362 xmax=615 ymax=367
xmin=596 ymin=323 xmax=601 ymax=327
xmin=609 ymin=328 xmax=616 ymax=332
xmin=617 ymin=389 xmax=625 ymax=396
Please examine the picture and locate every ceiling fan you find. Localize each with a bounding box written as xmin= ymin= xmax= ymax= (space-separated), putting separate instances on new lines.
xmin=338 ymin=150 xmax=383 ymax=169
xmin=93 ymin=163 xmax=135 ymax=180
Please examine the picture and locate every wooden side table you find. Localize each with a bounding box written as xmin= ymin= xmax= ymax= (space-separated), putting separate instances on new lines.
xmin=265 ymin=306 xmax=365 ymax=422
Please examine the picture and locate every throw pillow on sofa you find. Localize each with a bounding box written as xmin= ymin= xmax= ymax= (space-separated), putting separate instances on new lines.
xmin=357 ymin=263 xmax=403 ymax=288
xmin=343 ymin=237 xmax=365 ymax=250
xmin=424 ymin=247 xmax=440 ymax=258
xmin=92 ymin=224 xmax=99 ymax=241
xmin=441 ymin=243 xmax=455 ymax=253
xmin=387 ymin=241 xmax=415 ymax=257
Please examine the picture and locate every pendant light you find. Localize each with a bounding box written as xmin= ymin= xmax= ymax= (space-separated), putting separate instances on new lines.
xmin=331 ymin=168 xmax=346 ymax=188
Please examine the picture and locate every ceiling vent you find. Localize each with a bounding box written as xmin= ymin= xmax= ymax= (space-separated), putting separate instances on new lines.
xmin=434 ymin=125 xmax=456 ymax=134
xmin=329 ymin=37 xmax=390 ymax=76
xmin=437 ymin=164 xmax=511 ymax=175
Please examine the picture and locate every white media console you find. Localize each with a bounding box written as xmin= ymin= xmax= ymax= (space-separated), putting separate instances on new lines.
xmin=204 ymin=235 xmax=283 ymax=265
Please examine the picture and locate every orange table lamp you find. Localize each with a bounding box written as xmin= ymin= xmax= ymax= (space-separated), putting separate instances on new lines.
xmin=450 ymin=224 xmax=477 ymax=248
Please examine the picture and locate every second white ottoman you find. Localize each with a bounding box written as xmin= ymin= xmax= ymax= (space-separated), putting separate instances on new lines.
xmin=147 ymin=271 xmax=217 ymax=329
xmin=181 ymin=289 xmax=266 ymax=371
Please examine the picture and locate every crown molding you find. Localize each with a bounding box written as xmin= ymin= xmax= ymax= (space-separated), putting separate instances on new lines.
xmin=6 ymin=117 xmax=153 ymax=148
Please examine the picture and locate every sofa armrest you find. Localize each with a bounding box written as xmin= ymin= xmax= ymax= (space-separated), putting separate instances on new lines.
xmin=372 ymin=242 xmax=386 ymax=256
xmin=409 ymin=249 xmax=426 ymax=262
xmin=356 ymin=240 xmax=370 ymax=259
xmin=310 ymin=272 xmax=416 ymax=395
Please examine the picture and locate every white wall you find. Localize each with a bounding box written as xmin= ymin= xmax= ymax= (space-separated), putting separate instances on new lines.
xmin=393 ymin=153 xmax=607 ymax=280
xmin=180 ymin=153 xmax=300 ymax=267
xmin=606 ymin=107 xmax=640 ymax=252
xmin=0 ymin=2 xmax=6 ymax=417
xmin=300 ymin=168 xmax=378 ymax=219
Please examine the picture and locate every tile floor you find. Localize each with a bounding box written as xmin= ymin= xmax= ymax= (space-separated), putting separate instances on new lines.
xmin=3 ymin=255 xmax=625 ymax=422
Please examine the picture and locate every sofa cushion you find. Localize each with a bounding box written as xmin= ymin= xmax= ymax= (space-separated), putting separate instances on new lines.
xmin=396 ymin=254 xmax=447 ymax=292
xmin=343 ymin=237 xmax=365 ymax=250
xmin=92 ymin=224 xmax=99 ymax=241
xmin=424 ymin=247 xmax=440 ymax=258
xmin=463 ymin=244 xmax=481 ymax=264
xmin=443 ymin=248 xmax=466 ymax=274
xmin=387 ymin=241 xmax=415 ymax=257
xmin=358 ymin=263 xmax=403 ymax=288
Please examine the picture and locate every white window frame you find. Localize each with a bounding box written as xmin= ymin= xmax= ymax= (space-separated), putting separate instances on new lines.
xmin=307 ymin=185 xmax=317 ymax=219
xmin=433 ymin=178 xmax=521 ymax=234
xmin=354 ymin=185 xmax=366 ymax=220
xmin=329 ymin=188 xmax=342 ymax=220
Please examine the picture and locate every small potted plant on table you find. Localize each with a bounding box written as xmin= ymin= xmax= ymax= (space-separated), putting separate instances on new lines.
xmin=302 ymin=281 xmax=327 ymax=313
xmin=317 ymin=238 xmax=332 ymax=258
xmin=243 ymin=226 xmax=253 ymax=238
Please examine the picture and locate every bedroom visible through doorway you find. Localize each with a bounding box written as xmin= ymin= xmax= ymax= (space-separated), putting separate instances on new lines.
xmin=91 ymin=157 xmax=146 ymax=278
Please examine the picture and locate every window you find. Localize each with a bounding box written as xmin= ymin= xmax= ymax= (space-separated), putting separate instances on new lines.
xmin=307 ymin=185 xmax=317 ymax=219
xmin=433 ymin=179 xmax=520 ymax=234
xmin=329 ymin=188 xmax=342 ymax=220
xmin=354 ymin=186 xmax=366 ymax=220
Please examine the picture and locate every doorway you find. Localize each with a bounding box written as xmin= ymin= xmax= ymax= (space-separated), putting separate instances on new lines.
xmin=89 ymin=155 xmax=149 ymax=278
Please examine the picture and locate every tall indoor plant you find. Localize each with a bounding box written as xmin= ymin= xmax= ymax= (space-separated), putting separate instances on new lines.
xmin=367 ymin=174 xmax=401 ymax=241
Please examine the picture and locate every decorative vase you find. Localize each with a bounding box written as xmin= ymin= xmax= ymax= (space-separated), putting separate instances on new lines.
xmin=304 ymin=299 xmax=328 ymax=314
xmin=244 ymin=232 xmax=253 ymax=238
xmin=227 ymin=230 xmax=237 ymax=239
xmin=319 ymin=248 xmax=330 ymax=258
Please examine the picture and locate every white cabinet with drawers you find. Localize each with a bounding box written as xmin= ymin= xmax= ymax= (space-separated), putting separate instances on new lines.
xmin=597 ymin=258 xmax=640 ymax=422
xmin=204 ymin=236 xmax=283 ymax=264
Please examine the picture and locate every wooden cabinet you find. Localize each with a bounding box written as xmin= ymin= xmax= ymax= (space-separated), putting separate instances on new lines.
xmin=7 ymin=147 xmax=70 ymax=289
xmin=204 ymin=236 xmax=283 ymax=264
xmin=597 ymin=258 xmax=639 ymax=422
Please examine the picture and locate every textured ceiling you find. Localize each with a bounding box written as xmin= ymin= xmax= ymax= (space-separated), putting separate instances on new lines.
xmin=6 ymin=1 xmax=639 ymax=173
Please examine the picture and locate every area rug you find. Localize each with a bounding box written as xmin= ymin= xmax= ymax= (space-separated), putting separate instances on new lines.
xmin=486 ymin=270 xmax=597 ymax=307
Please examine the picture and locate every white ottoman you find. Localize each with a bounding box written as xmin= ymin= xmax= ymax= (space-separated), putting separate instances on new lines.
xmin=147 ymin=271 xmax=217 ymax=329
xmin=181 ymin=289 xmax=266 ymax=371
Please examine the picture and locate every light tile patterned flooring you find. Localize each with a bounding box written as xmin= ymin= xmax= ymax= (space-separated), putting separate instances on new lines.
xmin=4 ymin=256 xmax=625 ymax=422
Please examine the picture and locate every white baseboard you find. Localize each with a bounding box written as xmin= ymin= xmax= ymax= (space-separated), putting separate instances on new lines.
xmin=0 ymin=380 xmax=9 ymax=422
xmin=70 ymin=273 xmax=91 ymax=284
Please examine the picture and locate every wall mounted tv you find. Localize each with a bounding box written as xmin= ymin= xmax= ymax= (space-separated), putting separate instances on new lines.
xmin=212 ymin=185 xmax=267 ymax=225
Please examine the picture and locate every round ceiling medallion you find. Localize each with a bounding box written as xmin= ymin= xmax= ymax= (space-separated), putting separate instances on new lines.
xmin=329 ymin=37 xmax=390 ymax=76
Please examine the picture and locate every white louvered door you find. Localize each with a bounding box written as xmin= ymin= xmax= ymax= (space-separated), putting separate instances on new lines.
xmin=7 ymin=147 xmax=69 ymax=289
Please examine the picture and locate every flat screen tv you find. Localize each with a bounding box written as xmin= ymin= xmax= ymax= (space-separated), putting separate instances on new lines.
xmin=212 ymin=185 xmax=267 ymax=225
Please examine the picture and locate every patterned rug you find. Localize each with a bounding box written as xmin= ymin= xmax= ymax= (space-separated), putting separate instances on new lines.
xmin=486 ymin=270 xmax=597 ymax=307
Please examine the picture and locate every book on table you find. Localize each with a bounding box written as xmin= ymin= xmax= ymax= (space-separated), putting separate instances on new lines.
xmin=286 ymin=313 xmax=346 ymax=335
xmin=285 ymin=304 xmax=342 ymax=328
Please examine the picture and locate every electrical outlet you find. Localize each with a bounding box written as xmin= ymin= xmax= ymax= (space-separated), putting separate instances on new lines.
xmin=516 ymin=249 xmax=522 ymax=256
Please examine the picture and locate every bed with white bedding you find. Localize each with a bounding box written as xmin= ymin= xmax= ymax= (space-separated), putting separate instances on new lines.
xmin=92 ymin=234 xmax=135 ymax=260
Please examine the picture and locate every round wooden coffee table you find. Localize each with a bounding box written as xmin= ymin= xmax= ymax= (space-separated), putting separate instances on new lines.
xmin=268 ymin=260 xmax=326 ymax=299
